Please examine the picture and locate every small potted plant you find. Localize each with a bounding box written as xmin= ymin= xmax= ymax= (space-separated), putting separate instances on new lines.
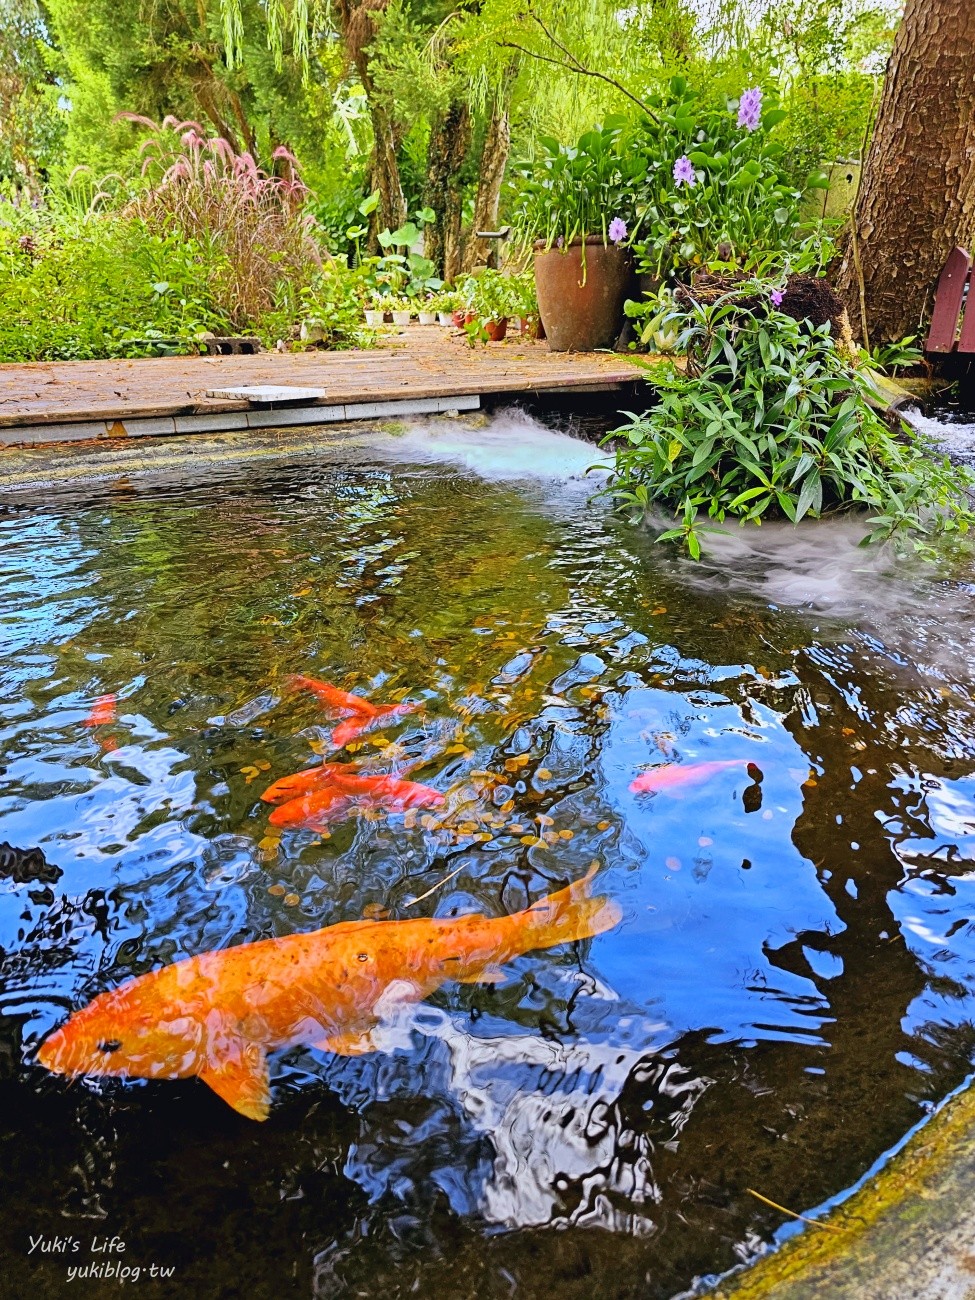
xmin=390 ymin=297 xmax=413 ymax=327
xmin=432 ymin=290 xmax=462 ymax=326
xmin=473 ymin=270 xmax=516 ymax=341
xmin=507 ymin=270 xmax=540 ymax=336
xmin=417 ymin=299 xmax=438 ymax=325
xmin=364 ymin=292 xmax=387 ymax=328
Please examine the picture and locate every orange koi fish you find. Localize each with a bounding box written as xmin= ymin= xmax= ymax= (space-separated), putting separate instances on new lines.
xmin=630 ymin=758 xmax=762 ymax=795
xmin=268 ymin=773 xmax=445 ymax=830
xmin=287 ymin=676 xmax=376 ymax=717
xmin=331 ymin=703 xmax=416 ymax=748
xmin=37 ymin=866 xmax=622 ymax=1121
xmin=286 ymin=675 xmax=417 ymax=749
xmin=84 ymin=694 xmax=117 ymax=729
xmin=260 ymin=762 xmax=360 ymax=805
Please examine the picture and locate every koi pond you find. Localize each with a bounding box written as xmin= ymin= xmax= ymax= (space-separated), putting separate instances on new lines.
xmin=3 ymin=412 xmax=975 ymax=1299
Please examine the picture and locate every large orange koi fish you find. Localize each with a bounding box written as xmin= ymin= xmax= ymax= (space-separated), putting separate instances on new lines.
xmin=261 ymin=762 xmax=360 ymax=805
xmin=37 ymin=866 xmax=621 ymax=1121
xmin=630 ymin=758 xmax=762 ymax=795
xmin=268 ymin=773 xmax=445 ymax=830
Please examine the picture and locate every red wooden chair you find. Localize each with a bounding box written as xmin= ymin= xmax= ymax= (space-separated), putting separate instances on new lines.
xmin=926 ymin=246 xmax=975 ymax=354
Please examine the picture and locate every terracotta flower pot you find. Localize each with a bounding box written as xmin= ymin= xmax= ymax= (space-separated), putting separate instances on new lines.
xmin=533 ymin=238 xmax=633 ymax=352
xmin=484 ymin=317 xmax=508 ymax=341
xmin=451 ymin=310 xmax=466 ymax=328
xmin=463 ymin=311 xmax=477 ymax=326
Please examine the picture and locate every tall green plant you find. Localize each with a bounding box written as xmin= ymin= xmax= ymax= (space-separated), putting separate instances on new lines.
xmin=628 ymin=78 xmax=823 ymax=277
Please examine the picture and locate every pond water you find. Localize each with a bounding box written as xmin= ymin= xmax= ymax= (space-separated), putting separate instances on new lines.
xmin=4 ymin=412 xmax=975 ymax=1299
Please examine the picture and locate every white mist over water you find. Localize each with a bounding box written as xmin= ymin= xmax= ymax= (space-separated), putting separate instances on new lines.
xmin=901 ymin=405 xmax=975 ymax=463
xmin=376 ymin=409 xmax=975 ymax=675
xmin=376 ymin=408 xmax=613 ymax=484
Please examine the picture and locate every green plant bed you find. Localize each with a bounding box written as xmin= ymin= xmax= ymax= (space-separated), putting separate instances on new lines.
xmin=605 ymin=282 xmax=975 ymax=558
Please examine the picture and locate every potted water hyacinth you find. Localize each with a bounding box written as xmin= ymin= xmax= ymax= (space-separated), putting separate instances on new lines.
xmin=512 ymin=121 xmax=644 ymax=350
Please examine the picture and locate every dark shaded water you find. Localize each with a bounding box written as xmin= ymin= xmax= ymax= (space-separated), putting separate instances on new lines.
xmin=4 ymin=416 xmax=975 ymax=1299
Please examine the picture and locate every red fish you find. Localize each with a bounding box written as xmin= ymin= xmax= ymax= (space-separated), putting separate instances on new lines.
xmin=84 ymin=694 xmax=117 ymax=728
xmin=36 ymin=865 xmax=622 ymax=1120
xmin=331 ymin=702 xmax=416 ymax=748
xmin=286 ymin=675 xmax=417 ymax=749
xmin=268 ymin=774 xmax=444 ymax=830
xmin=287 ymin=676 xmax=376 ymax=717
xmin=261 ymin=762 xmax=360 ymax=805
xmin=630 ymin=758 xmax=762 ymax=795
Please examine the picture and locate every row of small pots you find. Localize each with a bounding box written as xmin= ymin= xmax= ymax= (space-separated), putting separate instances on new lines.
xmin=364 ymin=308 xmax=536 ymax=341
xmin=364 ymin=308 xmax=447 ymax=327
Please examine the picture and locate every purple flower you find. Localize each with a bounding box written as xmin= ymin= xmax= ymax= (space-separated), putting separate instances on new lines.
xmin=673 ymin=155 xmax=696 ymax=188
xmin=608 ymin=216 xmax=627 ymax=244
xmin=770 ymin=288 xmax=785 ymax=307
xmin=738 ymin=87 xmax=763 ymax=132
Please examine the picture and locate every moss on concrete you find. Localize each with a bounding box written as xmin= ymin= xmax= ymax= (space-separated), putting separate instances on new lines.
xmin=710 ymin=1077 xmax=975 ymax=1299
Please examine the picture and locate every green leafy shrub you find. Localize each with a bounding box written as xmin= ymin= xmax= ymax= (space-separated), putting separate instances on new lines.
xmin=606 ymin=286 xmax=974 ymax=558
xmin=0 ymin=210 xmax=233 ymax=360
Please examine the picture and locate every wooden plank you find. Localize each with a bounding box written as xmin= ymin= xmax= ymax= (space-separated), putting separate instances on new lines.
xmin=926 ymin=246 xmax=971 ymax=353
xmin=959 ymin=283 xmax=975 ymax=354
xmin=0 ymin=334 xmax=645 ymax=430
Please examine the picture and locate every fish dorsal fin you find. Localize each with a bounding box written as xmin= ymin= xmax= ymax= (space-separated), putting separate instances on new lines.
xmin=199 ymin=1039 xmax=271 ymax=1121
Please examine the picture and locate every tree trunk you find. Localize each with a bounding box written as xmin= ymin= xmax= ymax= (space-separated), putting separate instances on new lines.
xmin=334 ymin=0 xmax=408 ymax=243
xmin=462 ymin=66 xmax=517 ymax=272
xmin=367 ymin=97 xmax=408 ymax=240
xmin=834 ymin=0 xmax=975 ymax=346
xmin=423 ymin=101 xmax=471 ymax=280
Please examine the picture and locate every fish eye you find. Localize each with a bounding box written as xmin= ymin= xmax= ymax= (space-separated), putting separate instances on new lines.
xmin=97 ymin=1039 xmax=123 ymax=1054
xmin=356 ymin=953 xmax=369 ymax=962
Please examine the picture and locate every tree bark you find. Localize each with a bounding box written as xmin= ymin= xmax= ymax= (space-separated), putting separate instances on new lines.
xmin=423 ymin=100 xmax=470 ymax=280
xmin=834 ymin=0 xmax=975 ymax=346
xmin=462 ymin=65 xmax=517 ymax=272
xmin=333 ymin=0 xmax=408 ymax=243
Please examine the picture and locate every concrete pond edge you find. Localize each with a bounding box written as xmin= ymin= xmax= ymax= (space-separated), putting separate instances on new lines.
xmin=706 ymin=1070 xmax=975 ymax=1299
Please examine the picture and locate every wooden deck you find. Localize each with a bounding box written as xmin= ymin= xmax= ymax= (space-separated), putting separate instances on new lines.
xmin=0 ymin=331 xmax=644 ymax=436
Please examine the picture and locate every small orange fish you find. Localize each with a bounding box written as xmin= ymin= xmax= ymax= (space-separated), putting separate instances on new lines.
xmin=630 ymin=758 xmax=762 ymax=795
xmin=286 ymin=675 xmax=417 ymax=749
xmin=37 ymin=865 xmax=621 ymax=1120
xmin=331 ymin=702 xmax=416 ymax=748
xmin=84 ymin=694 xmax=117 ymax=729
xmin=268 ymin=774 xmax=444 ymax=830
xmin=261 ymin=762 xmax=360 ymax=805
xmin=287 ymin=676 xmax=376 ymax=717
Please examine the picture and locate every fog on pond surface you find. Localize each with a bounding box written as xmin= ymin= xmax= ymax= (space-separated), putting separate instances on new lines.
xmin=2 ymin=413 xmax=975 ymax=1299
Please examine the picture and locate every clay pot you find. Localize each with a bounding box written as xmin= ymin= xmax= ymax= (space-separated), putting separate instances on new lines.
xmin=451 ymin=310 xmax=466 ymax=328
xmin=484 ymin=317 xmax=508 ymax=341
xmin=533 ymin=238 xmax=633 ymax=352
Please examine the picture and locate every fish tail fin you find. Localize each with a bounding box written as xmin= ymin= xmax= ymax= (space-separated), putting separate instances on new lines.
xmin=511 ymin=863 xmax=622 ymax=955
